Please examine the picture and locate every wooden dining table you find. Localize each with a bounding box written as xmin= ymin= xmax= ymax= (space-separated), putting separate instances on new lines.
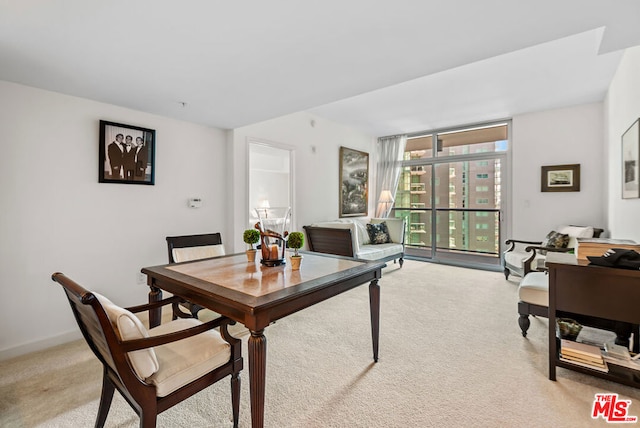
xmin=141 ymin=251 xmax=384 ymax=428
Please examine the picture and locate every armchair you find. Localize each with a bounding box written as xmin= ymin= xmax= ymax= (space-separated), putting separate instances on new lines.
xmin=51 ymin=272 xmax=243 ymax=428
xmin=503 ymin=225 xmax=603 ymax=280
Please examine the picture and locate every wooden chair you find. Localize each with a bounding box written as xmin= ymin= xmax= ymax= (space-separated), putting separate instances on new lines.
xmin=51 ymin=272 xmax=242 ymax=428
xmin=166 ymin=232 xmax=225 ymax=264
xmin=166 ymin=233 xmax=225 ymax=318
xmin=503 ymin=225 xmax=604 ymax=279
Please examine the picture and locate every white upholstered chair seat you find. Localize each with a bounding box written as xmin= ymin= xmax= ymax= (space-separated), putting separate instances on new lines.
xmin=518 ymin=271 xmax=548 ymax=307
xmin=148 ymin=318 xmax=231 ymax=397
xmin=357 ymin=243 xmax=404 ymax=261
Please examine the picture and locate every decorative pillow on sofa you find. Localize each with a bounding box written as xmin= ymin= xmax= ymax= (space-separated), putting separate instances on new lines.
xmin=540 ymin=230 xmax=570 ymax=255
xmin=366 ymin=222 xmax=391 ymax=244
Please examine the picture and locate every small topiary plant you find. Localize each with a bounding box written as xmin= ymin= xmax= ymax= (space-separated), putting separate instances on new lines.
xmin=243 ymin=229 xmax=260 ymax=249
xmin=287 ymin=231 xmax=304 ymax=257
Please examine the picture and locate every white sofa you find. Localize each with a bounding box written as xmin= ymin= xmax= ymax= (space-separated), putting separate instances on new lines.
xmin=303 ymin=217 xmax=405 ymax=266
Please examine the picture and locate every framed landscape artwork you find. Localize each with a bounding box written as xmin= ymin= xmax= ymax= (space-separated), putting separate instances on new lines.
xmin=622 ymin=118 xmax=639 ymax=199
xmin=541 ymin=164 xmax=580 ymax=192
xmin=339 ymin=146 xmax=369 ymax=217
xmin=99 ymin=120 xmax=156 ymax=185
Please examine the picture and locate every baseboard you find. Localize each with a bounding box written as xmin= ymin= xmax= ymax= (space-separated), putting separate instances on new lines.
xmin=0 ymin=308 xmax=175 ymax=362
xmin=0 ymin=329 xmax=82 ymax=361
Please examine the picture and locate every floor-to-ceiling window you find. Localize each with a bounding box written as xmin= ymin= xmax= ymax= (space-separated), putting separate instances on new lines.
xmin=391 ymin=122 xmax=509 ymax=270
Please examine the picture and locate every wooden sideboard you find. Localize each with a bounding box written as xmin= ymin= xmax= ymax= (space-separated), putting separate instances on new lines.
xmin=548 ymin=260 xmax=640 ymax=387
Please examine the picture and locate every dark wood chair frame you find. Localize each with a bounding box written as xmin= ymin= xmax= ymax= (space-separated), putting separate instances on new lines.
xmin=166 ymin=232 xmax=224 ymax=318
xmin=52 ymin=272 xmax=243 ymax=428
xmin=503 ymin=227 xmax=604 ymax=279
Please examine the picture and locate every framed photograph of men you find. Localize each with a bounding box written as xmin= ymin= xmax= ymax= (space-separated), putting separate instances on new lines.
xmin=339 ymin=146 xmax=369 ymax=217
xmin=99 ymin=120 xmax=155 ymax=185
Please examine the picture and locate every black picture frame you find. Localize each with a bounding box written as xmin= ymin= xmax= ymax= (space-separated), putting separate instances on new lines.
xmin=339 ymin=146 xmax=369 ymax=217
xmin=622 ymin=118 xmax=640 ymax=199
xmin=99 ymin=120 xmax=155 ymax=185
xmin=541 ymin=164 xmax=580 ymax=192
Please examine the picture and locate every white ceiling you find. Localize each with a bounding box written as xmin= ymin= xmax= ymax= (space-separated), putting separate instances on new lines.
xmin=1 ymin=1 xmax=639 ymax=137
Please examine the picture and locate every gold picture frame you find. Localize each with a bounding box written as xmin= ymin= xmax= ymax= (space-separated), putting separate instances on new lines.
xmin=339 ymin=146 xmax=369 ymax=217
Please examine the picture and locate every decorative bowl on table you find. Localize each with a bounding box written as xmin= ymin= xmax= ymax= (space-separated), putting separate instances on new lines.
xmin=557 ymin=318 xmax=583 ymax=341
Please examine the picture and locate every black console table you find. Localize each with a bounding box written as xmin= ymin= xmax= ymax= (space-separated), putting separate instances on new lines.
xmin=548 ymin=261 xmax=640 ymax=387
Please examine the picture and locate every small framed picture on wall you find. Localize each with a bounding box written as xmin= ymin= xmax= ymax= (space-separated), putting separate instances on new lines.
xmin=540 ymin=164 xmax=580 ymax=192
xmin=99 ymin=120 xmax=155 ymax=185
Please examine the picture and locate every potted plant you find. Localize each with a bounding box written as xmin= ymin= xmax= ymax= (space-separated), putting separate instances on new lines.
xmin=243 ymin=228 xmax=260 ymax=262
xmin=287 ymin=231 xmax=304 ymax=270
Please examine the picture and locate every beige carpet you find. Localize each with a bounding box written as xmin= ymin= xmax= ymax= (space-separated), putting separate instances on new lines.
xmin=2 ymin=260 xmax=640 ymax=427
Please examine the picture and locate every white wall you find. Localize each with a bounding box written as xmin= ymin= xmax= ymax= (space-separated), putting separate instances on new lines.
xmin=229 ymin=105 xmax=607 ymax=251
xmin=510 ymin=103 xmax=606 ymax=240
xmin=0 ymin=81 xmax=228 ymax=359
xmin=604 ymin=46 xmax=640 ymax=241
xmin=228 ymin=112 xmax=376 ymax=253
xmin=0 ymin=69 xmax=619 ymax=358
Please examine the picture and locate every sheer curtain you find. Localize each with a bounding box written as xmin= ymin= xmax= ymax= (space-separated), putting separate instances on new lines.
xmin=375 ymin=134 xmax=407 ymax=218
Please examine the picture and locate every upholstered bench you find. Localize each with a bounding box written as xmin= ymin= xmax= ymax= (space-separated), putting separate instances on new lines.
xmin=517 ymin=271 xmax=638 ymax=351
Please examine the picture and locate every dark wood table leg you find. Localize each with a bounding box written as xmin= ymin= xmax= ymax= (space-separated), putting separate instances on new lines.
xmin=548 ymin=307 xmax=557 ymax=381
xmin=369 ymin=278 xmax=380 ymax=362
xmin=248 ymin=329 xmax=267 ymax=428
xmin=148 ymin=285 xmax=162 ymax=328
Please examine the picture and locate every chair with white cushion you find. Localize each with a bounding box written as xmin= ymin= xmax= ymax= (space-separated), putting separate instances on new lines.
xmin=166 ymin=233 xmax=226 ymax=319
xmin=517 ymin=271 xmax=551 ymax=336
xmin=517 ymin=269 xmax=637 ymax=352
xmin=166 ymin=232 xmax=226 ymax=264
xmin=503 ymin=225 xmax=603 ymax=280
xmin=51 ymin=272 xmax=242 ymax=428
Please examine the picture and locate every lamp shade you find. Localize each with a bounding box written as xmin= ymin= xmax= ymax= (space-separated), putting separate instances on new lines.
xmin=378 ymin=190 xmax=394 ymax=203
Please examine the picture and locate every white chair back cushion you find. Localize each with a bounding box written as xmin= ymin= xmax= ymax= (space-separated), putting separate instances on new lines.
xmin=518 ymin=272 xmax=549 ymax=306
xmin=94 ymin=293 xmax=159 ymax=379
xmin=172 ymin=244 xmax=225 ymax=263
